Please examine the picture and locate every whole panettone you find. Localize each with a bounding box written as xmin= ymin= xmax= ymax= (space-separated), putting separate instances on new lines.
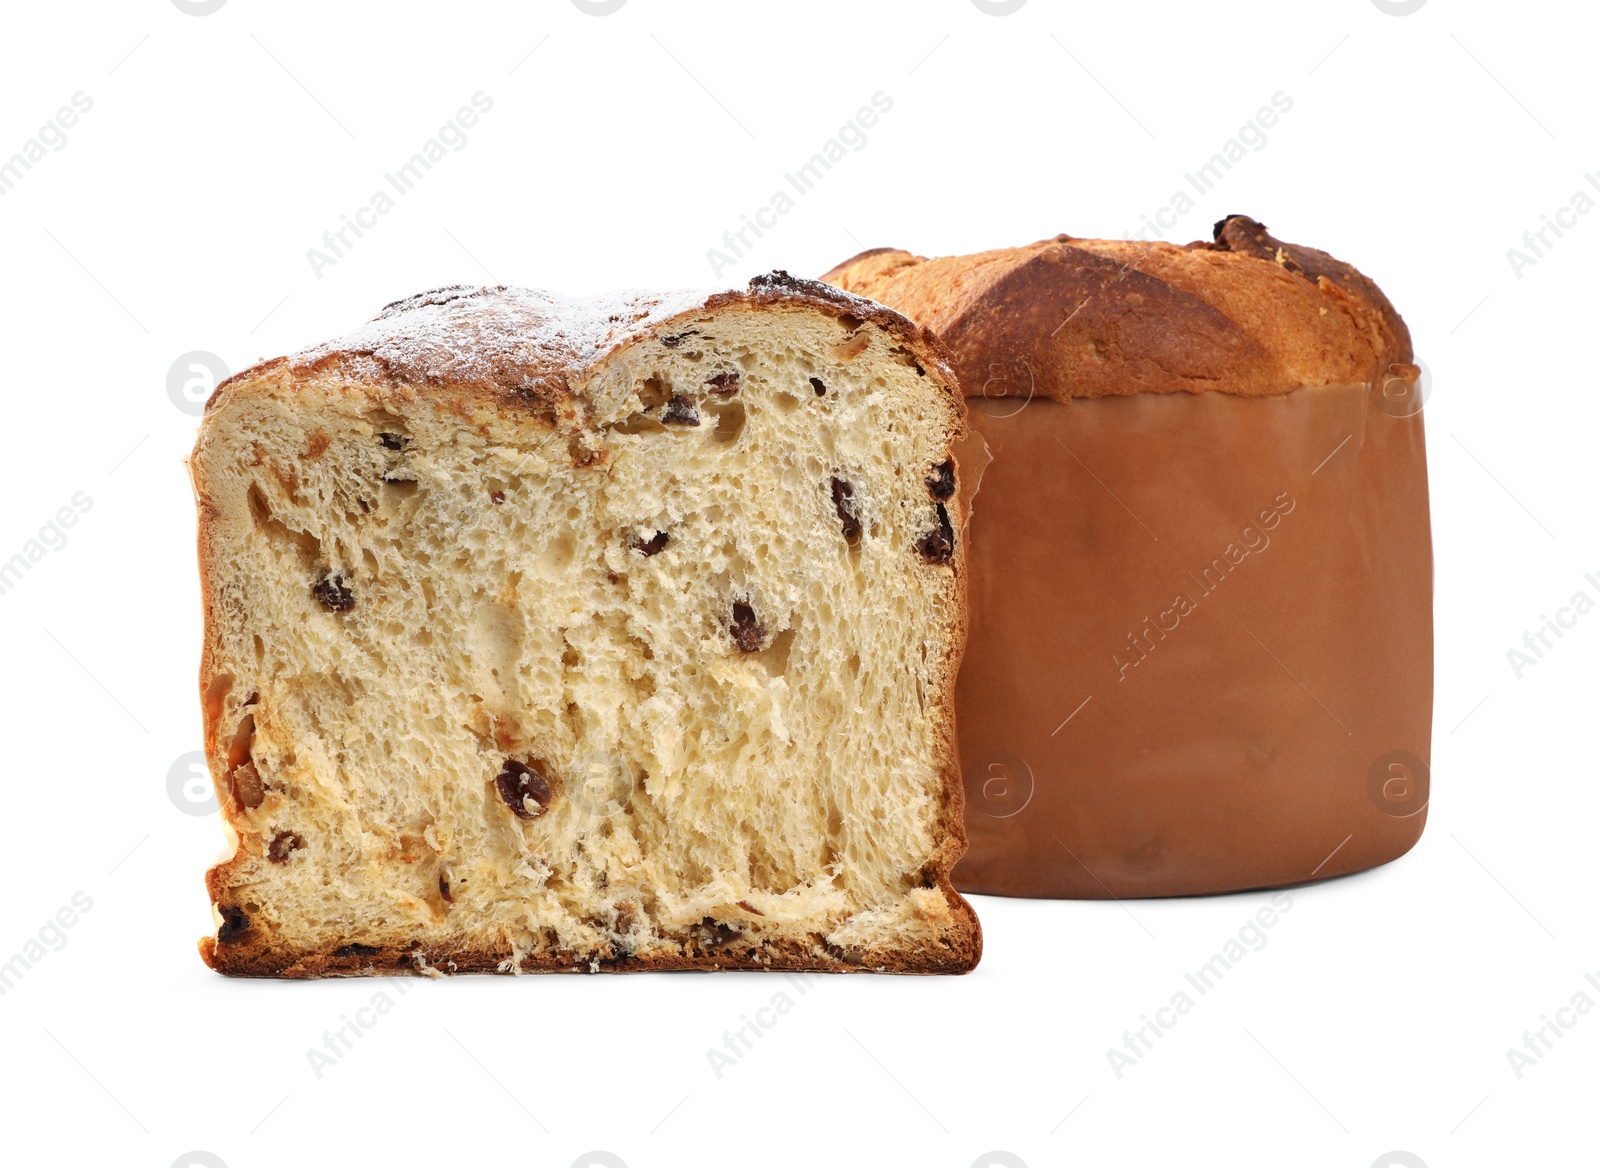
xmin=825 ymin=216 xmax=1433 ymax=898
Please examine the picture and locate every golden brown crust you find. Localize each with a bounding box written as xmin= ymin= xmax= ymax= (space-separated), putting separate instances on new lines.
xmin=193 ymin=272 xmax=980 ymax=976
xmin=821 ymin=215 xmax=1413 ymax=401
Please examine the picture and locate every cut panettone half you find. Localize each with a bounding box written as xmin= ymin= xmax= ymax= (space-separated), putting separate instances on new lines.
xmin=190 ymin=273 xmax=981 ymax=976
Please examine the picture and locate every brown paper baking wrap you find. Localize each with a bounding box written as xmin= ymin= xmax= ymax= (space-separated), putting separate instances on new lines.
xmin=953 ymin=382 xmax=1432 ymax=898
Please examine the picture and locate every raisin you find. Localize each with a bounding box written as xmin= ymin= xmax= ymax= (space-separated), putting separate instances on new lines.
xmin=334 ymin=943 xmax=381 ymax=958
xmin=313 ymin=574 xmax=355 ymax=612
xmin=661 ymin=329 xmax=697 ymax=348
xmin=707 ymin=372 xmax=740 ymax=396
xmin=730 ymin=602 xmax=764 ymax=653
xmin=749 ymin=270 xmax=820 ymax=295
xmin=831 ymin=477 xmax=861 ymax=543
xmin=217 ymin=905 xmax=249 ymax=943
xmin=694 ymin=917 xmax=740 ymax=948
xmin=439 ymin=874 xmax=454 ymax=903
xmin=916 ymin=503 xmax=955 ymax=565
xmin=661 ymin=394 xmax=701 ymax=426
xmin=631 ymin=530 xmax=670 ymax=556
xmin=809 ymin=376 xmax=827 ymax=396
xmin=267 ymin=831 xmax=303 ymax=863
xmin=496 ymin=758 xmax=555 ymax=819
xmin=232 ymin=762 xmax=266 ymax=810
xmin=378 ymin=432 xmax=408 ymax=451
xmin=490 ymin=490 xmax=506 ymax=505
xmin=1213 ymin=215 xmax=1273 ymax=258
xmin=926 ymin=460 xmax=956 ymax=500
xmin=737 ymin=899 xmax=765 ymax=916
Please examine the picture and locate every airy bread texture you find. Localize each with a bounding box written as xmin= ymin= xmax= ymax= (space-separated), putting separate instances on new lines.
xmin=191 ymin=274 xmax=980 ymax=975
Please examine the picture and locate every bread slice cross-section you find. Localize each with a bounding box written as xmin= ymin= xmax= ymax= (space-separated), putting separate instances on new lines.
xmin=190 ymin=272 xmax=981 ymax=976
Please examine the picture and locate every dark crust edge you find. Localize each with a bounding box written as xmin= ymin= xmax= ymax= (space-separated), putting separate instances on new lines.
xmin=1205 ymin=214 xmax=1412 ymax=360
xmin=191 ymin=273 xmax=980 ymax=978
xmin=199 ymin=908 xmax=982 ymax=977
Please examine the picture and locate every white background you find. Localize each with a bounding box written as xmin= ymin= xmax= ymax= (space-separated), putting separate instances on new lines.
xmin=0 ymin=1 xmax=1593 ymax=1165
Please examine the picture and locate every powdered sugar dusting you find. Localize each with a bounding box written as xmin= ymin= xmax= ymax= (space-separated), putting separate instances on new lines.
xmin=280 ymin=274 xmax=917 ymax=401
xmin=291 ymin=284 xmax=716 ymax=397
